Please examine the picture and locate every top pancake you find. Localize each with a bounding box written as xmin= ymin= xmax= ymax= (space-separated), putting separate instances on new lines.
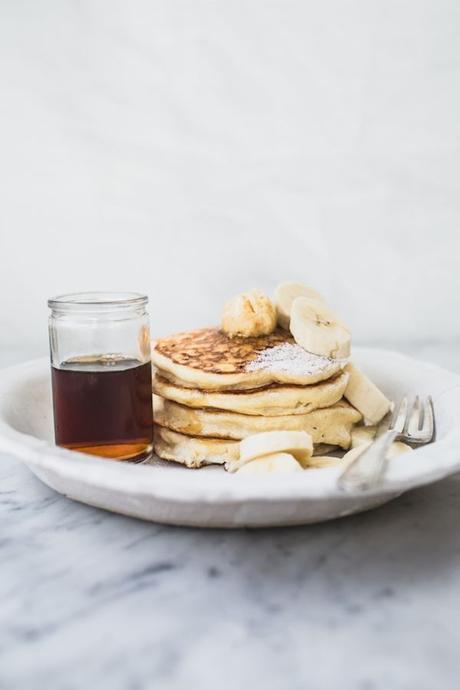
xmin=152 ymin=327 xmax=345 ymax=391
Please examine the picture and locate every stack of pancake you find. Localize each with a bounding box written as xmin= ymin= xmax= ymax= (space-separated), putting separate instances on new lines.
xmin=151 ymin=327 xmax=362 ymax=469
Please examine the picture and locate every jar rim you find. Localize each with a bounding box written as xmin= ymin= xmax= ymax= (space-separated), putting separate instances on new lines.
xmin=48 ymin=291 xmax=148 ymax=311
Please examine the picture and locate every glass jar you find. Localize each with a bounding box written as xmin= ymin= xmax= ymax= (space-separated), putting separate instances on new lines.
xmin=48 ymin=292 xmax=153 ymax=463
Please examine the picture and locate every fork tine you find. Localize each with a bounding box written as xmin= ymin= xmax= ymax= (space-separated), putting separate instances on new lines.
xmin=418 ymin=397 xmax=425 ymax=430
xmin=390 ymin=396 xmax=408 ymax=434
xmin=421 ymin=395 xmax=435 ymax=440
xmin=404 ymin=395 xmax=421 ymax=436
xmin=388 ymin=402 xmax=398 ymax=431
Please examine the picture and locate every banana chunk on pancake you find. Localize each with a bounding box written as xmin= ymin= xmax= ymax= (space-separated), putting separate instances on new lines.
xmin=153 ymin=395 xmax=361 ymax=448
xmin=152 ymin=328 xmax=345 ymax=392
xmin=153 ymin=427 xmax=341 ymax=469
xmin=153 ymin=370 xmax=349 ymax=416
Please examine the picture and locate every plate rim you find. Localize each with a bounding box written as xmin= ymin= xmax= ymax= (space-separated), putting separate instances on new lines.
xmin=0 ymin=350 xmax=459 ymax=505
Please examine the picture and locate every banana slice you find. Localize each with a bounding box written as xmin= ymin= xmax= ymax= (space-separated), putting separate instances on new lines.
xmin=344 ymin=364 xmax=391 ymax=424
xmin=310 ymin=439 xmax=412 ymax=470
xmin=237 ymin=452 xmax=303 ymax=475
xmin=221 ymin=289 xmax=276 ymax=338
xmin=342 ymin=440 xmax=412 ymax=465
xmin=387 ymin=441 xmax=413 ymax=458
xmin=290 ymin=297 xmax=351 ymax=359
xmin=341 ymin=442 xmax=371 ymax=466
xmin=274 ymin=282 xmax=327 ymax=330
xmin=308 ymin=455 xmax=345 ymax=468
xmin=229 ymin=430 xmax=313 ymax=472
xmin=351 ymin=425 xmax=378 ymax=448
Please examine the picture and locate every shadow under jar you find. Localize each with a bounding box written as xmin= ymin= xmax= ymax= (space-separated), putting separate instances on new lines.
xmin=48 ymin=292 xmax=153 ymax=463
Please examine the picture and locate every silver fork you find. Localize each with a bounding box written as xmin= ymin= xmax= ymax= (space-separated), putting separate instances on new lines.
xmin=338 ymin=395 xmax=435 ymax=492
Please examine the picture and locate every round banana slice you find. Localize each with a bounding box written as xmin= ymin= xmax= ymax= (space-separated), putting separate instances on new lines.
xmin=274 ymin=282 xmax=327 ymax=330
xmin=342 ymin=440 xmax=412 ymax=466
xmin=239 ymin=430 xmax=313 ymax=469
xmin=344 ymin=363 xmax=391 ymax=424
xmin=237 ymin=452 xmax=303 ymax=475
xmin=387 ymin=441 xmax=413 ymax=458
xmin=340 ymin=442 xmax=372 ymax=466
xmin=290 ymin=297 xmax=351 ymax=359
xmin=351 ymin=424 xmax=378 ymax=448
xmin=308 ymin=455 xmax=345 ymax=469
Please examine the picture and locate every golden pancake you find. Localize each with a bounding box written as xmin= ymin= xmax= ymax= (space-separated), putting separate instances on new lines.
xmin=153 ymin=370 xmax=349 ymax=416
xmin=153 ymin=426 xmax=340 ymax=469
xmin=152 ymin=327 xmax=344 ymax=391
xmin=153 ymin=395 xmax=361 ymax=448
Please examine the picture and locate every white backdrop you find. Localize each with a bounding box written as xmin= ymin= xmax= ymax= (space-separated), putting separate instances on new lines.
xmin=1 ymin=0 xmax=460 ymax=356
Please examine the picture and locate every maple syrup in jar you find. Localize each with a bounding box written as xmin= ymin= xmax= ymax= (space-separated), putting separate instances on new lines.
xmin=48 ymin=293 xmax=153 ymax=463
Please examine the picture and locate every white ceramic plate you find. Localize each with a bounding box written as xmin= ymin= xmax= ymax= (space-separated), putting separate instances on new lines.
xmin=0 ymin=349 xmax=459 ymax=528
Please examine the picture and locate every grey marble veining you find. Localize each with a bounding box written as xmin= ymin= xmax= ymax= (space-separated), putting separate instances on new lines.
xmin=1 ymin=345 xmax=460 ymax=690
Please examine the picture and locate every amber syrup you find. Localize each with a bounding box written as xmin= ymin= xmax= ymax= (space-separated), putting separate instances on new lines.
xmin=51 ymin=355 xmax=153 ymax=462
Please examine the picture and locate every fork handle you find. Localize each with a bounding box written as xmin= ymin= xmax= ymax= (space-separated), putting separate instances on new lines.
xmin=338 ymin=429 xmax=398 ymax=492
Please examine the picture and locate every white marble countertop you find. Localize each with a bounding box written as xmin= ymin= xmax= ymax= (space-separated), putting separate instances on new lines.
xmin=2 ymin=343 xmax=460 ymax=690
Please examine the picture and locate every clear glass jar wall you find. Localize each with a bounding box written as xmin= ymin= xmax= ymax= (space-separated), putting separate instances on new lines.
xmin=48 ymin=292 xmax=153 ymax=463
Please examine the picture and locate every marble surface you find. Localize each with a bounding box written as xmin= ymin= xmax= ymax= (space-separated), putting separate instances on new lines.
xmin=2 ymin=343 xmax=460 ymax=690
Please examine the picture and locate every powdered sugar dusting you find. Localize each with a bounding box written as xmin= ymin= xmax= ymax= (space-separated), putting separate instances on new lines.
xmin=246 ymin=342 xmax=337 ymax=376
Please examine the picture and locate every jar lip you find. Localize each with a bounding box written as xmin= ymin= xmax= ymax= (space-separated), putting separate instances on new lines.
xmin=48 ymin=291 xmax=148 ymax=311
